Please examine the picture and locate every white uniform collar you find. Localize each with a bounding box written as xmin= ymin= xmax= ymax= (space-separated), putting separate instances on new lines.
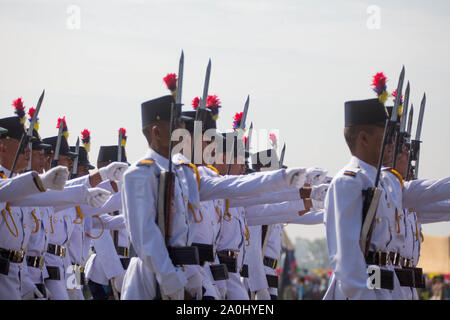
xmin=145 ymin=147 xmax=169 ymax=170
xmin=349 ymin=156 xmax=377 ymax=180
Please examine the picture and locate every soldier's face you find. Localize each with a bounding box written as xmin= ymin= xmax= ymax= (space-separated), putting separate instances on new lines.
xmin=395 ymin=144 xmax=409 ymax=179
xmin=59 ymin=155 xmax=74 ymax=174
xmin=77 ymin=165 xmax=90 ymax=177
xmin=0 ymin=137 xmax=30 ymax=172
xmin=364 ymin=126 xmax=385 ymax=165
xmin=31 ymin=149 xmax=45 ymax=173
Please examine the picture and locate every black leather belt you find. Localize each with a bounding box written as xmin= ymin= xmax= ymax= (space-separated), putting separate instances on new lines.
xmin=26 ymin=255 xmax=45 ymax=269
xmin=0 ymin=247 xmax=25 ymax=263
xmin=240 ymin=264 xmax=248 ymax=278
xmin=168 ymin=246 xmax=200 ymax=266
xmin=366 ymin=251 xmax=412 ymax=267
xmin=191 ymin=243 xmax=214 ymax=265
xmin=396 ymin=267 xmax=425 ymax=288
xmin=263 ymin=256 xmax=278 ymax=270
xmin=266 ymin=274 xmax=279 ymax=288
xmin=120 ymin=258 xmax=130 ymax=270
xmin=47 ymin=244 xmax=66 ymax=258
xmin=216 ymin=250 xmax=238 ymax=273
xmin=116 ymin=246 xmax=130 ymax=258
xmin=210 ymin=264 xmax=229 ymax=281
xmin=46 ymin=266 xmax=61 ymax=280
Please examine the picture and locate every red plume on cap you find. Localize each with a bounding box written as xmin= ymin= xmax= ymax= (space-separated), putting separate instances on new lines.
xmin=119 ymin=128 xmax=127 ymax=147
xmin=81 ymin=129 xmax=91 ymax=152
xmin=232 ymin=112 xmax=243 ymax=130
xmin=371 ymin=72 xmax=388 ymax=105
xmin=243 ymin=136 xmax=248 ymax=147
xmin=163 ymin=73 xmax=177 ymax=92
xmin=206 ymin=95 xmax=221 ymax=108
xmin=269 ymin=133 xmax=278 ymax=150
xmin=57 ymin=117 xmax=69 ymax=140
xmin=28 ymin=107 xmax=40 ymax=131
xmin=391 ymin=89 xmax=403 ymax=104
xmin=13 ymin=97 xmax=26 ymax=123
xmin=192 ymin=97 xmax=200 ymax=110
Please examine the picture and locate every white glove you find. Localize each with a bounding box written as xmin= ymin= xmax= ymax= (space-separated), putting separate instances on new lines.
xmin=285 ymin=167 xmax=307 ymax=188
xmin=305 ymin=167 xmax=328 ymax=186
xmin=185 ymin=272 xmax=203 ymax=300
xmin=166 ymin=288 xmax=184 ymax=300
xmin=310 ymin=184 xmax=329 ymax=202
xmin=98 ymin=162 xmax=128 ymax=182
xmin=39 ymin=166 xmax=69 ymax=190
xmin=255 ymin=288 xmax=271 ymax=300
xmin=112 ymin=273 xmax=125 ymax=293
xmin=22 ymin=287 xmax=44 ymax=300
xmin=218 ymin=286 xmax=227 ymax=300
xmin=312 ymin=199 xmax=324 ymax=210
xmin=86 ymin=188 xmax=112 ymax=208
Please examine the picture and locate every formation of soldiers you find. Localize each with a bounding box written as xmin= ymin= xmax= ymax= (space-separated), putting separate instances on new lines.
xmin=0 ymin=52 xmax=448 ymax=300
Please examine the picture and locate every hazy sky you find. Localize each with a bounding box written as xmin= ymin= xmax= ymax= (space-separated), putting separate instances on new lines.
xmin=1 ymin=0 xmax=450 ymax=240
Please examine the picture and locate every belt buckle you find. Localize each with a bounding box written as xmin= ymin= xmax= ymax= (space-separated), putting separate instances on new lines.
xmin=124 ymin=247 xmax=130 ymax=258
xmin=12 ymin=250 xmax=24 ymax=263
xmin=39 ymin=256 xmax=45 ymax=269
xmin=377 ymin=251 xmax=382 ymax=266
xmin=272 ymin=260 xmax=278 ymax=269
xmin=79 ymin=265 xmax=85 ymax=273
xmin=393 ymin=252 xmax=398 ymax=266
xmin=385 ymin=251 xmax=390 ymax=266
xmin=60 ymin=246 xmax=66 ymax=258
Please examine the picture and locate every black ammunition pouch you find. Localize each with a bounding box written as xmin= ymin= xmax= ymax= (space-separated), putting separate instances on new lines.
xmin=210 ymin=264 xmax=229 ymax=281
xmin=168 ymin=246 xmax=200 ymax=266
xmin=191 ymin=243 xmax=214 ymax=265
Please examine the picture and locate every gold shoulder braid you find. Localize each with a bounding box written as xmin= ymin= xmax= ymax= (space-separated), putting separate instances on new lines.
xmin=31 ymin=209 xmax=39 ymax=234
xmin=1 ymin=203 xmax=18 ymax=238
xmin=206 ymin=165 xmax=220 ymax=176
xmin=223 ymin=199 xmax=232 ymax=221
xmin=215 ymin=206 xmax=222 ymax=223
xmin=73 ymin=206 xmax=84 ymax=224
xmin=244 ymin=225 xmax=250 ymax=246
xmin=188 ymin=203 xmax=203 ymax=223
xmin=86 ymin=215 xmax=104 ymax=239
xmin=180 ymin=162 xmax=201 ymax=189
xmin=386 ymin=168 xmax=404 ymax=190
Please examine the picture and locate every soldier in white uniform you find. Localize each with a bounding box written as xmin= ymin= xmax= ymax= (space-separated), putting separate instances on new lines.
xmin=324 ymin=98 xmax=450 ymax=300
xmin=121 ymin=95 xmax=307 ymax=300
xmin=85 ymin=145 xmax=132 ymax=300
xmin=0 ymin=116 xmax=69 ymax=300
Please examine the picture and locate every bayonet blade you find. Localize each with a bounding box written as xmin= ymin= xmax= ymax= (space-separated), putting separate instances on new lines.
xmin=26 ymin=89 xmax=45 ymax=171
xmin=72 ymin=137 xmax=80 ymax=177
xmin=52 ymin=120 xmax=65 ymax=167
xmin=406 ymin=104 xmax=414 ymax=141
xmin=415 ymin=93 xmax=426 ymax=141
xmin=279 ymin=143 xmax=286 ymax=169
xmin=239 ymin=95 xmax=250 ymax=131
xmin=199 ymin=59 xmax=211 ymax=110
xmin=176 ymin=50 xmax=184 ymax=105
xmin=245 ymin=122 xmax=253 ymax=154
xmin=400 ymin=81 xmax=410 ymax=133
xmin=391 ymin=66 xmax=405 ymax=122
xmin=118 ymin=129 xmax=123 ymax=163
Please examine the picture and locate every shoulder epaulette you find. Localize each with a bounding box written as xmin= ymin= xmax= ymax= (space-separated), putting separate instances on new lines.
xmin=343 ymin=170 xmax=357 ymax=177
xmin=137 ymin=159 xmax=154 ymax=167
xmin=383 ymin=167 xmax=404 ymax=189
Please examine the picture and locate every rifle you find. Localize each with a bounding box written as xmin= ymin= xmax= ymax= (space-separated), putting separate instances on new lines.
xmin=9 ymin=90 xmax=45 ymax=177
xmin=192 ymin=59 xmax=211 ymax=164
xmin=51 ymin=119 xmax=65 ymax=168
xmin=393 ymin=81 xmax=410 ymax=170
xmin=244 ymin=122 xmax=253 ymax=173
xmin=226 ymin=95 xmax=249 ymax=175
xmin=359 ymin=66 xmax=405 ymax=256
xmin=71 ymin=137 xmax=80 ymax=179
xmin=407 ymin=93 xmax=426 ymax=180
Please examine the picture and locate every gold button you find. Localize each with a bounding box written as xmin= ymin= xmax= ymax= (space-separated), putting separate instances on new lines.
xmin=387 ymin=203 xmax=391 ymax=208
xmin=45 ymin=229 xmax=48 ymax=233
xmin=377 ymin=218 xmax=382 ymax=222
xmin=400 ymin=215 xmax=403 ymax=219
xmin=54 ymin=217 xmax=58 ymax=222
